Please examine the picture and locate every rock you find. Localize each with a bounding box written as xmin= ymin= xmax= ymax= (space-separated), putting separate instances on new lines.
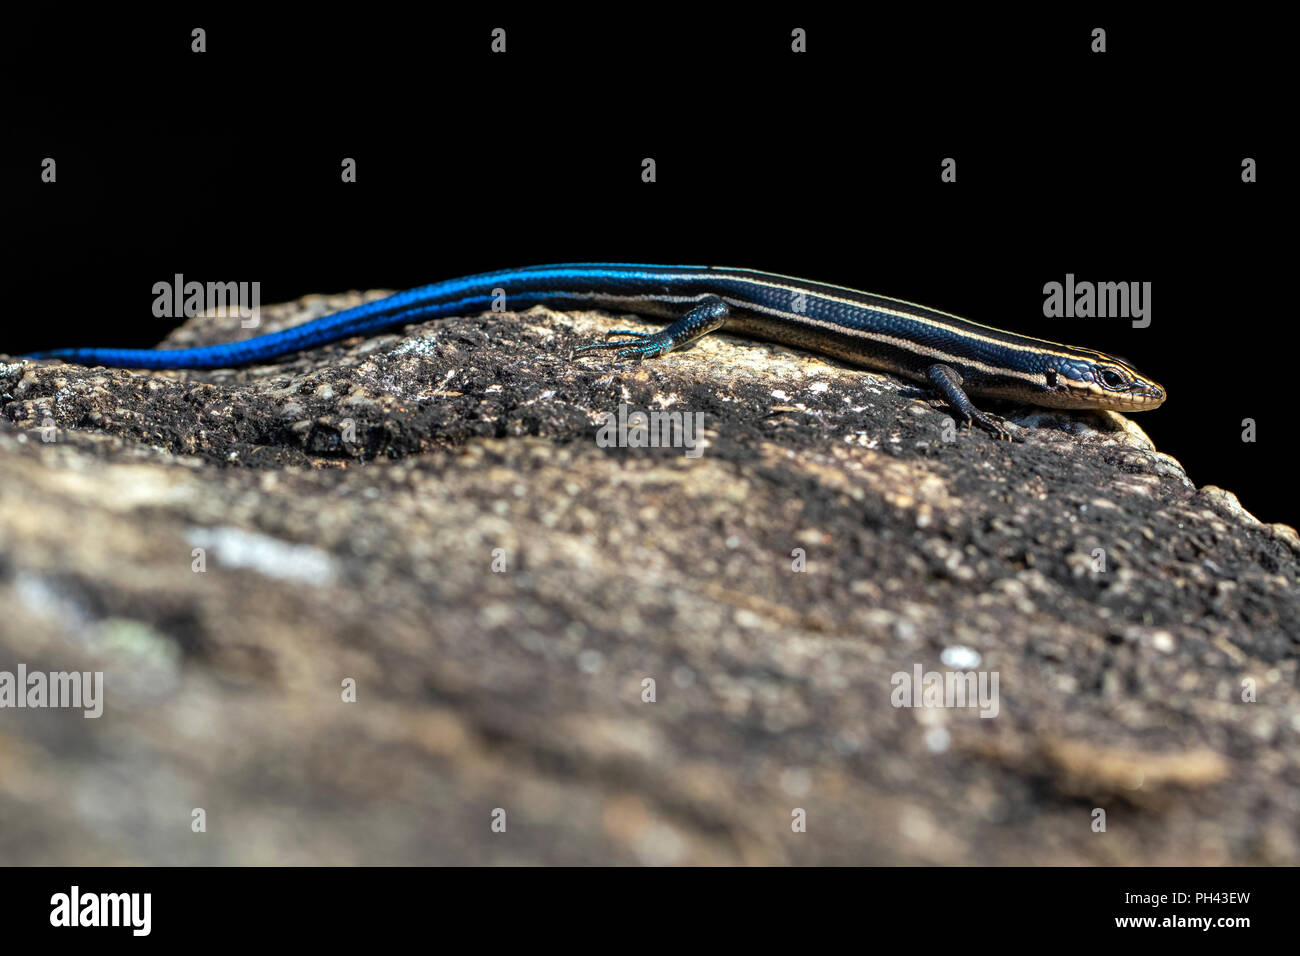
xmin=1 ymin=292 xmax=1297 ymax=864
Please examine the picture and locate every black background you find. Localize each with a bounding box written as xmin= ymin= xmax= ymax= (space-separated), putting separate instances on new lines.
xmin=5 ymin=11 xmax=1285 ymax=521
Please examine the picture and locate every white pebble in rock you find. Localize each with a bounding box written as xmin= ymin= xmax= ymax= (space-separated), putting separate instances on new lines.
xmin=940 ymin=646 xmax=982 ymax=669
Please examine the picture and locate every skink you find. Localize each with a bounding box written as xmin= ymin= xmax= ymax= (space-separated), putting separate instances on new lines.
xmin=25 ymin=263 xmax=1165 ymax=437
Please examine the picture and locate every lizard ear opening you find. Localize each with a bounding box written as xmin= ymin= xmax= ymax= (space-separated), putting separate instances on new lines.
xmin=1045 ymin=369 xmax=1058 ymax=388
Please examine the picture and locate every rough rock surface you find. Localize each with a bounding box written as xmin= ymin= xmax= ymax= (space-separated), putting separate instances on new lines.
xmin=1 ymin=293 xmax=1298 ymax=865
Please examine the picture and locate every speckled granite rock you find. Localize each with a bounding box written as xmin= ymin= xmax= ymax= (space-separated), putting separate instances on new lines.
xmin=1 ymin=293 xmax=1297 ymax=864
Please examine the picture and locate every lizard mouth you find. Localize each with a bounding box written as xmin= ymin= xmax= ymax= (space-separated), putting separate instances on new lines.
xmin=1111 ymin=381 xmax=1166 ymax=411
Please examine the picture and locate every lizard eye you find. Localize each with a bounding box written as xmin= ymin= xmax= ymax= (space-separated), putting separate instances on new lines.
xmin=1099 ymin=368 xmax=1128 ymax=389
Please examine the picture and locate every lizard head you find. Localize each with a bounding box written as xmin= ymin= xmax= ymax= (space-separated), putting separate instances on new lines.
xmin=1044 ymin=352 xmax=1165 ymax=411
